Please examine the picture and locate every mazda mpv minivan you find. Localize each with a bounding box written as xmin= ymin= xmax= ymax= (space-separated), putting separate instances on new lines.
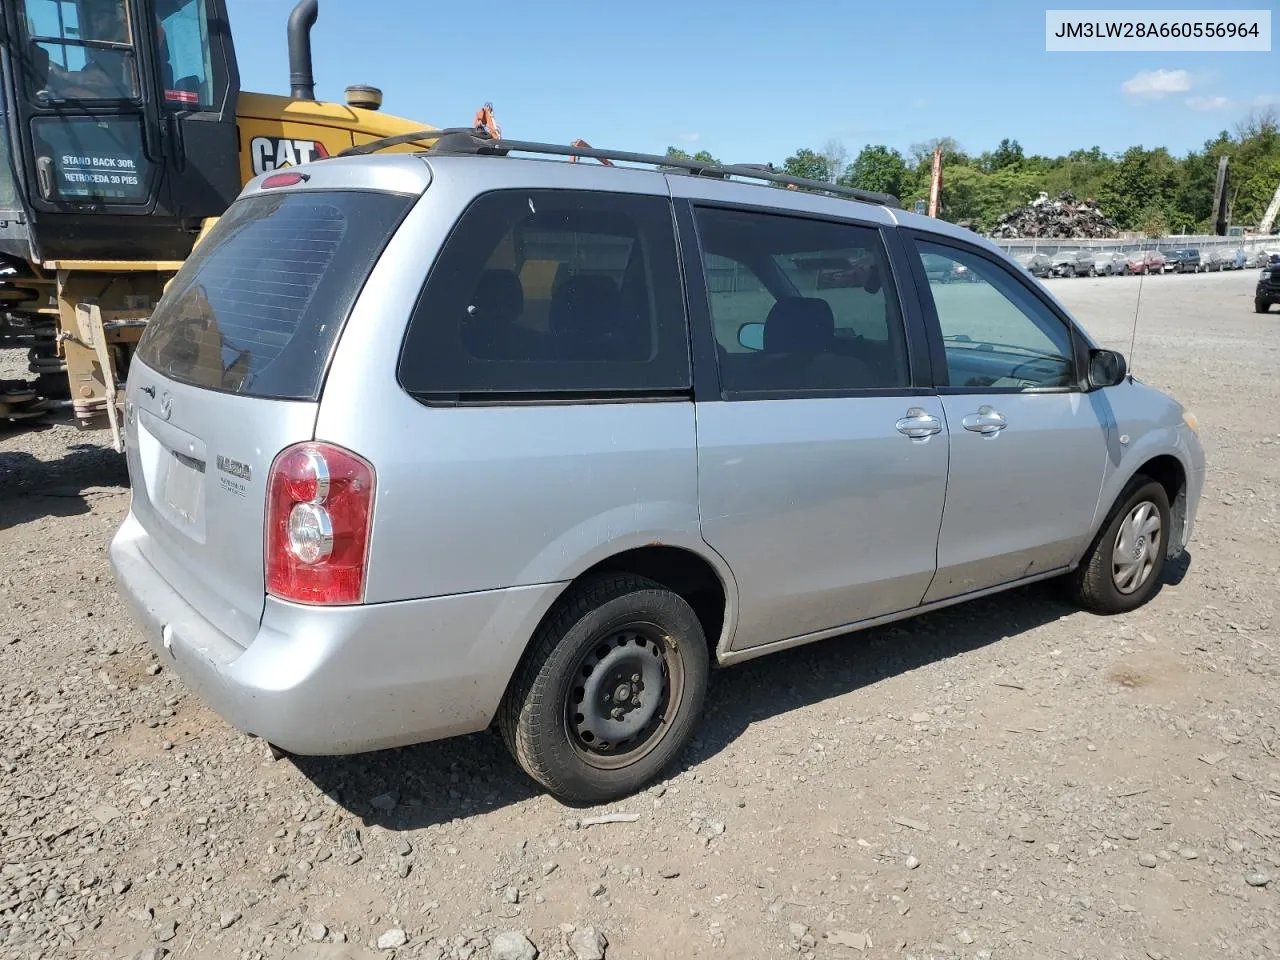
xmin=110 ymin=135 xmax=1205 ymax=804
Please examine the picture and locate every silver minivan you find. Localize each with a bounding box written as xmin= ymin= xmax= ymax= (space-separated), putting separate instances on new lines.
xmin=109 ymin=135 xmax=1205 ymax=804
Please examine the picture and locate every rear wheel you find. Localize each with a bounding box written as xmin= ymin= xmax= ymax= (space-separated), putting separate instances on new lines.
xmin=498 ymin=573 xmax=710 ymax=804
xmin=1066 ymin=478 xmax=1171 ymax=615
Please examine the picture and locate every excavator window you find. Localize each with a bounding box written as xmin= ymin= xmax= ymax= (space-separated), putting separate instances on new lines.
xmin=20 ymin=0 xmax=140 ymax=102
xmin=0 ymin=87 xmax=18 ymax=210
xmin=153 ymin=0 xmax=215 ymax=108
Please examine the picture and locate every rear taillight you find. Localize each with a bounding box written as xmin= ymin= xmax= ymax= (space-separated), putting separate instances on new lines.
xmin=266 ymin=442 xmax=375 ymax=605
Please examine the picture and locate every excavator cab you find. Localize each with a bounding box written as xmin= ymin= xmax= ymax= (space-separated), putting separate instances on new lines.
xmin=0 ymin=0 xmax=242 ymax=267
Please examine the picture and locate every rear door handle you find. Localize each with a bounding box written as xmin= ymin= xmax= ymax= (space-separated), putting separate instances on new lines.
xmin=896 ymin=407 xmax=943 ymax=439
xmin=962 ymin=405 xmax=1007 ymax=435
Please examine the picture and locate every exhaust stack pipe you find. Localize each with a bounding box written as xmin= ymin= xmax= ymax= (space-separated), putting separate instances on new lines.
xmin=287 ymin=0 xmax=319 ymax=100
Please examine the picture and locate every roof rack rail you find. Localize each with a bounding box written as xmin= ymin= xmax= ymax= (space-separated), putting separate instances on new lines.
xmin=335 ymin=129 xmax=902 ymax=209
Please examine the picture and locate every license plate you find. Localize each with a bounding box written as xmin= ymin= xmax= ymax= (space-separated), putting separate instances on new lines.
xmin=164 ymin=453 xmax=204 ymax=524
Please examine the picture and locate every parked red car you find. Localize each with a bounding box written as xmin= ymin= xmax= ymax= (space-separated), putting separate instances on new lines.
xmin=1125 ymin=250 xmax=1165 ymax=275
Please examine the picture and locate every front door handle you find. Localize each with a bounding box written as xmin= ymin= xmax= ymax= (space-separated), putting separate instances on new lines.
xmin=962 ymin=405 xmax=1007 ymax=435
xmin=896 ymin=407 xmax=943 ymax=439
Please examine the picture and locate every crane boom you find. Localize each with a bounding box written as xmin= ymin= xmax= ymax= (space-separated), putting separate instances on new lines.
xmin=1260 ymin=180 xmax=1280 ymax=236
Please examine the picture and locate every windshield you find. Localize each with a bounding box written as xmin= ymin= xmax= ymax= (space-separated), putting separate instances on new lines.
xmin=20 ymin=0 xmax=139 ymax=101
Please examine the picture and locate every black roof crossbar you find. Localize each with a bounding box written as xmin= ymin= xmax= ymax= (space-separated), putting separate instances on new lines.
xmin=335 ymin=129 xmax=902 ymax=208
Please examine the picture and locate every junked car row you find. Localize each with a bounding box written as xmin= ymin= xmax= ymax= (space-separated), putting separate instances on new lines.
xmin=1015 ymin=245 xmax=1261 ymax=279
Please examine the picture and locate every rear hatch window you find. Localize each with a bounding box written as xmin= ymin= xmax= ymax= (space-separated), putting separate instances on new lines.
xmin=134 ymin=188 xmax=416 ymax=400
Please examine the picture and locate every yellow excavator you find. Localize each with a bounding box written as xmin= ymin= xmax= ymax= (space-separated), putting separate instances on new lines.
xmin=0 ymin=0 xmax=487 ymax=442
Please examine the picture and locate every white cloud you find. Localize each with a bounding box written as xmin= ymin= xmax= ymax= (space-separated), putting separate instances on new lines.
xmin=676 ymin=132 xmax=701 ymax=144
xmin=1122 ymin=69 xmax=1193 ymax=99
xmin=1185 ymin=92 xmax=1280 ymax=111
xmin=1186 ymin=95 xmax=1231 ymax=111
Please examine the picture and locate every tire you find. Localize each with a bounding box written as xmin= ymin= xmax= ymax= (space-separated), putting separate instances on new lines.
xmin=1257 ymin=299 xmax=1272 ymax=313
xmin=1066 ymin=478 xmax=1171 ymax=615
xmin=498 ymin=573 xmax=710 ymax=804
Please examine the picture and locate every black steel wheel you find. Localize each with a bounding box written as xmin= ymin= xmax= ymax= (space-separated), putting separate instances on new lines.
xmin=564 ymin=623 xmax=684 ymax=770
xmin=498 ymin=573 xmax=710 ymax=804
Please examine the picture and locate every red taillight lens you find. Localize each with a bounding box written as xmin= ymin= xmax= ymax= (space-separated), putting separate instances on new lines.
xmin=266 ymin=442 xmax=375 ymax=605
xmin=262 ymin=171 xmax=308 ymax=189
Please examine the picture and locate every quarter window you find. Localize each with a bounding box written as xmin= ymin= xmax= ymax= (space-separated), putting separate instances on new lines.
xmin=693 ymin=206 xmax=910 ymax=394
xmin=398 ymin=189 xmax=690 ymax=399
xmin=913 ymin=240 xmax=1076 ymax=390
xmin=21 ymin=0 xmax=139 ymax=101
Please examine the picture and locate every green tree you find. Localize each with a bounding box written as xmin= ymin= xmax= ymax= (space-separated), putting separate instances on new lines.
xmin=841 ymin=144 xmax=908 ymax=197
xmin=751 ymin=106 xmax=1280 ymax=236
xmin=981 ymin=138 xmax=1025 ymax=172
xmin=1098 ymin=146 xmax=1180 ymax=230
xmin=782 ymin=148 xmax=832 ymax=183
xmin=665 ymin=146 xmax=721 ymax=165
xmin=909 ymin=136 xmax=969 ymax=169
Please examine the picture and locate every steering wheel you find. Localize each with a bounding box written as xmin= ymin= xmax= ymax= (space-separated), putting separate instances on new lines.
xmin=1005 ymin=357 xmax=1062 ymax=385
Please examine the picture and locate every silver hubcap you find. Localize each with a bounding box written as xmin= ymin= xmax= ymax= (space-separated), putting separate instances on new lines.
xmin=1112 ymin=501 xmax=1162 ymax=594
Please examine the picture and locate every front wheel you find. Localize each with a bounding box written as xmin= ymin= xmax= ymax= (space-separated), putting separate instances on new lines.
xmin=498 ymin=573 xmax=710 ymax=804
xmin=1257 ymin=299 xmax=1273 ymax=314
xmin=1066 ymin=478 xmax=1171 ymax=615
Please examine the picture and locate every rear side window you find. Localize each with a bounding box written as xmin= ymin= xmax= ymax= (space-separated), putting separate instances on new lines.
xmin=397 ymin=188 xmax=689 ymax=399
xmin=693 ymin=206 xmax=911 ymax=394
xmin=135 ymin=189 xmax=415 ymax=399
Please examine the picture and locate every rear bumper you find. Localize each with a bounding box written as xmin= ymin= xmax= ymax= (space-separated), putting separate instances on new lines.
xmin=109 ymin=512 xmax=564 ymax=755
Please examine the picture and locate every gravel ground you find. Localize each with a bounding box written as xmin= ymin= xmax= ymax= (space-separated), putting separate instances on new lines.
xmin=1 ymin=269 xmax=1277 ymax=960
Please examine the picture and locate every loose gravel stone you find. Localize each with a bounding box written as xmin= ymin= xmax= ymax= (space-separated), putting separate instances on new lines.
xmin=569 ymin=925 xmax=607 ymax=960
xmin=491 ymin=930 xmax=538 ymax=960
xmin=377 ymin=928 xmax=408 ymax=950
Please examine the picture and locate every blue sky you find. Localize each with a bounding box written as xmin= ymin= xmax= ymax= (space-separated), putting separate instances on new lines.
xmin=229 ymin=0 xmax=1279 ymax=165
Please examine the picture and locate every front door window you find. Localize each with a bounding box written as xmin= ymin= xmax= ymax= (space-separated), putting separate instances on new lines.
xmin=913 ymin=240 xmax=1076 ymax=390
xmin=20 ymin=0 xmax=140 ymax=101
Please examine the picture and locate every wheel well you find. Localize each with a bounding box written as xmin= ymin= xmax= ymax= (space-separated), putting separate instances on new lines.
xmin=580 ymin=547 xmax=728 ymax=661
xmin=1135 ymin=454 xmax=1187 ymax=555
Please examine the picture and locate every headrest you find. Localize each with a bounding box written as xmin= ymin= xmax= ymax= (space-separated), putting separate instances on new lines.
xmin=763 ymin=297 xmax=835 ymax=354
xmin=549 ymin=274 xmax=620 ymax=340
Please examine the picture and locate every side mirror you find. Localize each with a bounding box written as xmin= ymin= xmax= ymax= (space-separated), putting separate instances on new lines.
xmin=738 ymin=322 xmax=765 ymax=351
xmin=1088 ymin=348 xmax=1127 ymax=388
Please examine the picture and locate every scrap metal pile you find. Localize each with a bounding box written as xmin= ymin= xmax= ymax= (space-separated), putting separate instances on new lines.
xmin=992 ymin=191 xmax=1119 ymax=239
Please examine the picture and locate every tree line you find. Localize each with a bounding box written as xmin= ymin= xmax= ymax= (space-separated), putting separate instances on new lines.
xmin=665 ymin=108 xmax=1280 ymax=236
